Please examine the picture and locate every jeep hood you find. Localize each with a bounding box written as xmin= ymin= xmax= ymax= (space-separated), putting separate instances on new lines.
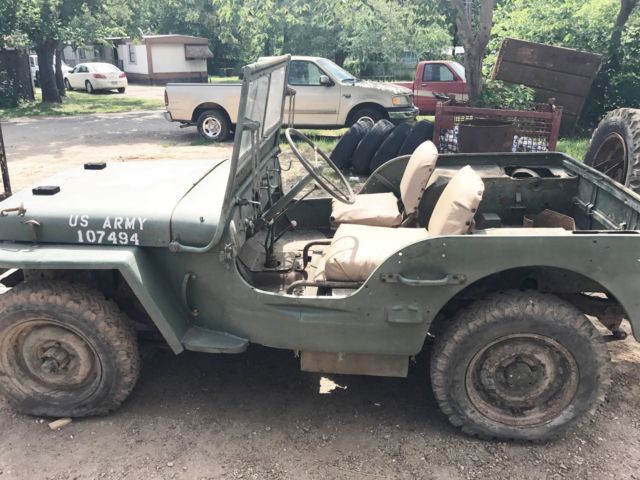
xmin=0 ymin=159 xmax=230 ymax=248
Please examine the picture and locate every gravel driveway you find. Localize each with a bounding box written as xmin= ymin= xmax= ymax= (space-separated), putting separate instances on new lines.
xmin=1 ymin=112 xmax=640 ymax=480
xmin=2 ymin=110 xmax=232 ymax=190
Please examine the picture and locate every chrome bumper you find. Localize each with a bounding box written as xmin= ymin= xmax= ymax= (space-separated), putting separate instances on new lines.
xmin=387 ymin=106 xmax=419 ymax=123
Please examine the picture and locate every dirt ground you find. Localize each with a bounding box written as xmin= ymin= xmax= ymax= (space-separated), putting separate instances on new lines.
xmin=2 ymin=112 xmax=640 ymax=480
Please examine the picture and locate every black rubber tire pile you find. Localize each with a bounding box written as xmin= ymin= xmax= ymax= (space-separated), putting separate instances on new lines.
xmin=330 ymin=119 xmax=434 ymax=175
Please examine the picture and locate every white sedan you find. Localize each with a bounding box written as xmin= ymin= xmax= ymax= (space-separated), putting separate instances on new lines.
xmin=64 ymin=63 xmax=128 ymax=94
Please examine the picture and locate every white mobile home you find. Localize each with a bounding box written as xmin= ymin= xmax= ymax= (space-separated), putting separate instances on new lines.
xmin=111 ymin=35 xmax=212 ymax=84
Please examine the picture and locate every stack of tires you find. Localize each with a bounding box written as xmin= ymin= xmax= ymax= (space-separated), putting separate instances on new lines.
xmin=330 ymin=119 xmax=435 ymax=175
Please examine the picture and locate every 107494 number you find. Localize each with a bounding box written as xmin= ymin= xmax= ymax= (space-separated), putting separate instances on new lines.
xmin=77 ymin=230 xmax=140 ymax=245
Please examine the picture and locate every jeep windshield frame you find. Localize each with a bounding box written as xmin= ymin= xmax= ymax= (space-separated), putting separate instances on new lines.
xmin=169 ymin=55 xmax=290 ymax=253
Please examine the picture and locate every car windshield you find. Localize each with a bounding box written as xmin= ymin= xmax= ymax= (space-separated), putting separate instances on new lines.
xmin=316 ymin=58 xmax=356 ymax=83
xmin=450 ymin=61 xmax=466 ymax=81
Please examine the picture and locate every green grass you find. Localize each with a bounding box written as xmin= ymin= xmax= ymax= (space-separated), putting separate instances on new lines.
xmin=0 ymin=89 xmax=163 ymax=120
xmin=557 ymin=137 xmax=590 ymax=161
xmin=208 ymin=75 xmax=242 ymax=84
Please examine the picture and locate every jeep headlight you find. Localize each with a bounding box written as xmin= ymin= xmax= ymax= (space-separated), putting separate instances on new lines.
xmin=392 ymin=95 xmax=410 ymax=106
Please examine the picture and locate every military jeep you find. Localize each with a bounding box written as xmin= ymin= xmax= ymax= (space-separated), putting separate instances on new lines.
xmin=0 ymin=56 xmax=637 ymax=441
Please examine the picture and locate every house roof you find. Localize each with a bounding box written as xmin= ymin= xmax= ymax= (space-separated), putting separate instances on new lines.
xmin=107 ymin=35 xmax=209 ymax=46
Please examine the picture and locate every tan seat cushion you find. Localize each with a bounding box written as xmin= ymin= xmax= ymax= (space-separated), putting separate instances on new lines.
xmin=323 ymin=165 xmax=484 ymax=282
xmin=330 ymin=141 xmax=437 ymax=227
xmin=399 ymin=141 xmax=439 ymax=214
xmin=427 ymin=165 xmax=484 ymax=235
xmin=331 ymin=192 xmax=402 ymax=227
xmin=324 ymin=224 xmax=428 ymax=282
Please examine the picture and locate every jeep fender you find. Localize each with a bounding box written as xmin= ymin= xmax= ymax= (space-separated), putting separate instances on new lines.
xmin=0 ymin=243 xmax=187 ymax=353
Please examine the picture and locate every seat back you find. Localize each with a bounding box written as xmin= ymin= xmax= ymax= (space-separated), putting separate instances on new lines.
xmin=427 ymin=165 xmax=484 ymax=235
xmin=399 ymin=141 xmax=439 ymax=215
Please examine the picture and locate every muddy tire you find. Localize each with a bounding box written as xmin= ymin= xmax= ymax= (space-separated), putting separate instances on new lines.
xmin=430 ymin=291 xmax=609 ymax=441
xmin=196 ymin=109 xmax=231 ymax=142
xmin=369 ymin=122 xmax=412 ymax=173
xmin=330 ymin=121 xmax=371 ymax=169
xmin=350 ymin=119 xmax=395 ymax=175
xmin=398 ymin=120 xmax=435 ymax=156
xmin=584 ymin=108 xmax=640 ymax=192
xmin=0 ymin=281 xmax=140 ymax=417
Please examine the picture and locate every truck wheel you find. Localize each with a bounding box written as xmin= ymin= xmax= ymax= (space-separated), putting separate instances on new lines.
xmin=584 ymin=108 xmax=640 ymax=192
xmin=197 ymin=110 xmax=230 ymax=142
xmin=349 ymin=107 xmax=384 ymax=128
xmin=0 ymin=281 xmax=140 ymax=417
xmin=430 ymin=291 xmax=608 ymax=441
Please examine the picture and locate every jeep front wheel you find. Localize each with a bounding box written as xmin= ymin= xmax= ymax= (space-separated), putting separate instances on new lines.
xmin=0 ymin=281 xmax=140 ymax=417
xmin=430 ymin=291 xmax=608 ymax=441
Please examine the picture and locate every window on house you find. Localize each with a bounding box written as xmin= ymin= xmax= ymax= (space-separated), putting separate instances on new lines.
xmin=422 ymin=64 xmax=455 ymax=82
xmin=128 ymin=45 xmax=136 ymax=64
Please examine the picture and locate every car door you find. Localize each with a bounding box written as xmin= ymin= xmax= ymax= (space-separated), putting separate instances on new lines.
xmin=286 ymin=60 xmax=340 ymax=126
xmin=70 ymin=65 xmax=86 ymax=88
xmin=417 ymin=63 xmax=465 ymax=113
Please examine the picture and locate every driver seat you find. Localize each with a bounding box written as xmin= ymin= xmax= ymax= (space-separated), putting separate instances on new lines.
xmin=320 ymin=165 xmax=484 ymax=282
xmin=330 ymin=141 xmax=438 ymax=227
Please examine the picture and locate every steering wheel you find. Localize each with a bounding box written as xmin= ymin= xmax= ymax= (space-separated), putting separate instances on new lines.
xmin=285 ymin=128 xmax=355 ymax=204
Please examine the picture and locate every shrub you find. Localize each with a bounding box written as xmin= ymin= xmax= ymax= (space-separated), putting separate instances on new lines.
xmin=0 ymin=70 xmax=23 ymax=109
xmin=475 ymin=80 xmax=536 ymax=111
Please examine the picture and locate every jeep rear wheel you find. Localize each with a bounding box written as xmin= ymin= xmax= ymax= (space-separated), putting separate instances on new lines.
xmin=431 ymin=291 xmax=609 ymax=441
xmin=0 ymin=281 xmax=140 ymax=417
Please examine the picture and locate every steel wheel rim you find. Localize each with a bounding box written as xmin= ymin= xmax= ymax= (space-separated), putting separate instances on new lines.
xmin=202 ymin=117 xmax=222 ymax=139
xmin=591 ymin=132 xmax=627 ymax=183
xmin=465 ymin=333 xmax=579 ymax=428
xmin=0 ymin=318 xmax=102 ymax=400
xmin=356 ymin=116 xmax=375 ymax=128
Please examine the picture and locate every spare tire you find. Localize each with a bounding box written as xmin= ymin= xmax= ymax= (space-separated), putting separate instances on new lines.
xmin=584 ymin=108 xmax=640 ymax=192
xmin=398 ymin=120 xmax=435 ymax=156
xmin=329 ymin=121 xmax=371 ymax=169
xmin=350 ymin=119 xmax=395 ymax=175
xmin=369 ymin=122 xmax=412 ymax=173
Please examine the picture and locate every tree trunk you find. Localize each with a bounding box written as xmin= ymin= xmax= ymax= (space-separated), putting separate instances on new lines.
xmin=452 ymin=0 xmax=497 ymax=103
xmin=35 ymin=40 xmax=61 ymax=103
xmin=607 ymin=0 xmax=637 ymax=73
xmin=55 ymin=43 xmax=65 ymax=97
xmin=583 ymin=0 xmax=637 ymax=123
xmin=334 ymin=49 xmax=348 ymax=67
xmin=465 ymin=46 xmax=484 ymax=102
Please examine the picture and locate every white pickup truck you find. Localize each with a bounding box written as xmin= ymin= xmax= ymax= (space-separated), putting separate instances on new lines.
xmin=163 ymin=56 xmax=418 ymax=141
